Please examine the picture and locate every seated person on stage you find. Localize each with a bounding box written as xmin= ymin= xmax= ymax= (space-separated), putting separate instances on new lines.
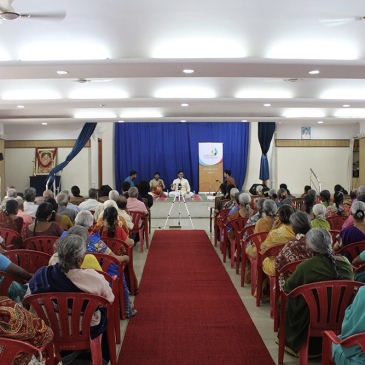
xmin=169 ymin=170 xmax=194 ymax=198
xmin=223 ymin=169 xmax=236 ymax=187
xmin=124 ymin=170 xmax=137 ymax=187
xmin=149 ymin=171 xmax=166 ymax=197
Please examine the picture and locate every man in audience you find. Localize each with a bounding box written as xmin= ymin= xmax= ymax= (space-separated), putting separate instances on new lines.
xmin=108 ymin=189 xmax=120 ymax=201
xmin=23 ymin=187 xmax=38 ymax=218
xmin=124 ymin=170 xmax=137 ymax=187
xmin=78 ymin=188 xmax=101 ymax=211
xmin=1 ymin=187 xmax=17 ymax=210
xmin=60 ymin=189 xmax=80 ymax=213
xmin=127 ymin=187 xmax=148 ymax=215
xmin=56 ymin=192 xmax=76 ymax=221
xmin=116 ymin=195 xmax=134 ymax=230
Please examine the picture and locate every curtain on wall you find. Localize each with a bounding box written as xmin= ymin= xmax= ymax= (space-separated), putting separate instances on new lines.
xmin=258 ymin=122 xmax=276 ymax=181
xmin=115 ymin=122 xmax=250 ymax=192
xmin=47 ymin=123 xmax=97 ymax=188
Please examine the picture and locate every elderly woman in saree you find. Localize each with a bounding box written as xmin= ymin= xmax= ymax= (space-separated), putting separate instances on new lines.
xmin=282 ymin=228 xmax=353 ymax=358
xmin=311 ymin=203 xmax=330 ymax=230
xmin=28 ymin=234 xmax=114 ymax=365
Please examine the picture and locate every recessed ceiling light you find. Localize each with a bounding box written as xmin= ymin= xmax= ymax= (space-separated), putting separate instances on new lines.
xmin=57 ymin=70 xmax=68 ymax=75
xmin=181 ymin=103 xmax=189 ymax=107
xmin=343 ymin=104 xmax=350 ymax=107
xmin=99 ymin=104 xmax=105 ymax=107
xmin=183 ymin=69 xmax=194 ymax=74
xmin=318 ymin=121 xmax=324 ymax=124
xmin=118 ymin=120 xmax=124 ymax=123
xmin=264 ymin=103 xmax=271 ymax=107
xmin=180 ymin=120 xmax=187 ymax=123
xmin=241 ymin=120 xmax=248 ymax=123
xmin=309 ymin=70 xmax=320 ymax=75
xmin=42 ymin=122 xmax=48 ymax=125
xmin=16 ymin=105 xmax=24 ymax=108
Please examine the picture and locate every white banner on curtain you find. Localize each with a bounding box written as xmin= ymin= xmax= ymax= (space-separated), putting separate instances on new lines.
xmin=198 ymin=142 xmax=223 ymax=194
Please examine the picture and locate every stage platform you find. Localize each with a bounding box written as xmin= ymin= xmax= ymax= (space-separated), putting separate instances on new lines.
xmin=150 ymin=194 xmax=214 ymax=219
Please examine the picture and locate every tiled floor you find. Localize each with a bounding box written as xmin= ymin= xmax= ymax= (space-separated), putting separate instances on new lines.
xmin=118 ymin=202 xmax=321 ymax=364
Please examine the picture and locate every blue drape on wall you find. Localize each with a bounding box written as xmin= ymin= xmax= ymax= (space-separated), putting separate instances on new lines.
xmin=258 ymin=122 xmax=275 ymax=181
xmin=115 ymin=122 xmax=250 ymax=192
xmin=47 ymin=123 xmax=97 ymax=188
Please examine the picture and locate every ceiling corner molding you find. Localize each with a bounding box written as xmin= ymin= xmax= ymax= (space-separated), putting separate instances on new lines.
xmin=5 ymin=140 xmax=91 ymax=148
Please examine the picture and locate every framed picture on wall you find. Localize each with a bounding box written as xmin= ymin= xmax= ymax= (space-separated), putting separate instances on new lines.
xmin=301 ymin=127 xmax=311 ymax=140
xmin=35 ymin=148 xmax=57 ymax=175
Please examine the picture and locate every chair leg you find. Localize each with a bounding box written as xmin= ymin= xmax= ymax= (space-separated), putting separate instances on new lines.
xmin=236 ymin=242 xmax=241 ymax=275
xmin=90 ymin=335 xmax=103 ymax=365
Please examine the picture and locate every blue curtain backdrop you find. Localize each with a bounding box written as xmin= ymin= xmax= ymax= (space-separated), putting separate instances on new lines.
xmin=115 ymin=122 xmax=250 ymax=192
xmin=258 ymin=122 xmax=276 ymax=181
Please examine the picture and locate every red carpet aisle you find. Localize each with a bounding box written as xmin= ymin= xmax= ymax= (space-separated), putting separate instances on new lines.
xmin=118 ymin=230 xmax=275 ymax=365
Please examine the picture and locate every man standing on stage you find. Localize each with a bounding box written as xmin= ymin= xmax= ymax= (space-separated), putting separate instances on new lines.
xmin=169 ymin=170 xmax=193 ymax=197
xmin=223 ymin=169 xmax=236 ymax=187
xmin=124 ymin=170 xmax=137 ymax=187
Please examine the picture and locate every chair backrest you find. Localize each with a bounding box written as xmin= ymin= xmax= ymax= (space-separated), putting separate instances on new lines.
xmin=24 ymin=236 xmax=59 ymax=255
xmin=248 ymin=231 xmax=270 ymax=254
xmin=327 ymin=215 xmax=348 ymax=230
xmin=93 ymin=252 xmax=124 ymax=277
xmin=336 ymin=240 xmax=365 ymax=262
xmin=289 ymin=280 xmax=364 ymax=335
xmin=23 ymin=292 xmax=116 ymax=362
xmin=261 ymin=242 xmax=286 ymax=261
xmin=0 ymin=228 xmax=24 ymax=250
xmin=2 ymin=250 xmax=51 ymax=274
xmin=128 ymin=211 xmax=146 ymax=233
xmin=218 ymin=199 xmax=230 ymax=211
xmin=240 ymin=224 xmax=256 ymax=245
xmin=0 ymin=337 xmax=44 ymax=364
xmin=228 ymin=217 xmax=249 ymax=237
xmin=292 ymin=198 xmax=305 ymax=210
xmin=216 ymin=209 xmax=231 ymax=227
xmin=329 ymin=230 xmax=340 ymax=246
xmin=0 ymin=270 xmax=26 ymax=296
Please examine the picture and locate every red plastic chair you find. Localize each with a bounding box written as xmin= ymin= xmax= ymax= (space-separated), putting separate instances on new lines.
xmin=241 ymin=231 xmax=269 ymax=294
xmin=3 ymin=249 xmax=50 ymax=274
xmin=23 ymin=292 xmax=117 ymax=365
xmin=226 ymin=217 xmax=249 ymax=268
xmin=101 ymin=237 xmax=136 ymax=296
xmin=214 ymin=208 xmax=230 ymax=247
xmin=322 ymin=330 xmax=365 ymax=365
xmin=0 ymin=228 xmax=24 ymax=250
xmin=336 ymin=240 xmax=365 ymax=263
xmin=129 ymin=211 xmax=149 ymax=252
xmin=93 ymin=252 xmax=126 ymax=321
xmin=0 ymin=337 xmax=48 ymax=365
xmin=236 ymin=224 xmax=255 ymax=274
xmin=257 ymin=242 xmax=285 ymax=307
xmin=272 ymin=259 xmax=304 ymax=332
xmin=327 ymin=215 xmax=348 ymax=230
xmin=96 ymin=269 xmax=121 ymax=344
xmin=278 ymin=280 xmax=364 ymax=365
xmin=23 ymin=236 xmax=59 ymax=255
xmin=329 ymin=230 xmax=340 ymax=247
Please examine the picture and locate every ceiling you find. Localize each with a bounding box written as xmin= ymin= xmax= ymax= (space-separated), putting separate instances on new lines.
xmin=1 ymin=0 xmax=365 ymax=126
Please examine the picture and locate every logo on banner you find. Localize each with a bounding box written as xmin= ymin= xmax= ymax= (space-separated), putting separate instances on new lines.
xmin=199 ymin=143 xmax=223 ymax=166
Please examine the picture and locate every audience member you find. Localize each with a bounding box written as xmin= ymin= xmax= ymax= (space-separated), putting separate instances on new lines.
xmin=116 ymin=196 xmax=134 ymax=230
xmin=127 ymin=187 xmax=148 ymax=215
xmin=0 ymin=199 xmax=23 ymax=235
xmin=255 ymin=199 xmax=278 ymax=233
xmin=56 ymin=192 xmax=77 ymax=221
xmin=15 ymin=196 xmax=33 ymax=237
xmin=45 ymin=197 xmax=73 ymax=230
xmin=25 ymin=202 xmax=63 ymax=238
xmin=29 ymin=234 xmax=113 ymax=364
xmin=138 ymin=180 xmax=153 ymax=208
xmin=223 ymin=187 xmax=239 ymax=210
xmin=60 ymin=190 xmax=81 ymax=213
xmin=311 ymin=204 xmax=330 ymax=230
xmin=70 ymin=185 xmax=85 ymax=205
xmin=282 ymin=228 xmax=353 ymax=357
xmin=326 ymin=191 xmax=350 ymax=218
xmin=78 ymin=188 xmax=101 ymax=211
xmin=320 ymin=189 xmax=332 ymax=208
xmin=300 ymin=185 xmax=311 ymax=197
xmin=23 ymin=187 xmax=38 ymax=218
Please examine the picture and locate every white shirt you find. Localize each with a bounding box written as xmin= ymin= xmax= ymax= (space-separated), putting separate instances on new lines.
xmin=171 ymin=178 xmax=191 ymax=194
xmin=23 ymin=201 xmax=38 ymax=218
xmin=78 ymin=199 xmax=101 ymax=211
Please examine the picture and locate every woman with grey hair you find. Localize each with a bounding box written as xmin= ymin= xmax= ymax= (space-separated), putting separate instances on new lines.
xmin=334 ymin=201 xmax=365 ymax=252
xmin=311 ymin=204 xmax=330 ymax=230
xmin=274 ymin=211 xmax=312 ymax=274
xmin=255 ymin=199 xmax=278 ymax=233
xmin=223 ymin=187 xmax=239 ymax=210
xmin=281 ymin=228 xmax=353 ymax=357
xmin=29 ymin=234 xmax=114 ymax=364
